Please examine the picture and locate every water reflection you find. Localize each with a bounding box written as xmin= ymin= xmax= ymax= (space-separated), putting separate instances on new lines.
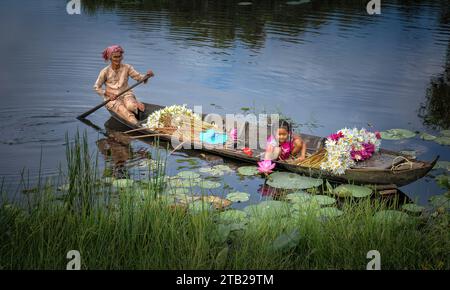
xmin=419 ymin=42 xmax=450 ymax=130
xmin=82 ymin=0 xmax=382 ymax=49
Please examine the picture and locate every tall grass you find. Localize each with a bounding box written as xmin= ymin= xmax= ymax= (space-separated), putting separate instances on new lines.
xmin=0 ymin=134 xmax=449 ymax=270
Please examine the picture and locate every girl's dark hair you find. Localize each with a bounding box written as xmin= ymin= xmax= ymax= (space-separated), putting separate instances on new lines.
xmin=279 ymin=119 xmax=292 ymax=143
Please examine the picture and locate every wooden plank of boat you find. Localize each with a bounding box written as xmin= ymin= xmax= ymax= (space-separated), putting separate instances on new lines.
xmin=108 ymin=103 xmax=439 ymax=187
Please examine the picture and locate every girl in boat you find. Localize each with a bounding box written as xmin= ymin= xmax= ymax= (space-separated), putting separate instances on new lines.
xmin=93 ymin=45 xmax=154 ymax=124
xmin=264 ymin=119 xmax=306 ymax=162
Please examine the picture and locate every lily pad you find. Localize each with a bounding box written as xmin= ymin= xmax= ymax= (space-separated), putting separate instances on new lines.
xmin=434 ymin=136 xmax=450 ymax=146
xmin=268 ymin=229 xmax=301 ymax=253
xmin=285 ymin=191 xmax=311 ymax=203
xmin=167 ymin=187 xmax=190 ymax=195
xmin=318 ymin=207 xmax=343 ymax=218
xmin=291 ymin=201 xmax=321 ymax=215
xmin=244 ymin=200 xmax=290 ymax=218
xmin=168 ymin=178 xmax=200 ymax=188
xmin=440 ymin=130 xmax=450 ymax=137
xmin=112 ymin=179 xmax=135 ymax=189
xmin=226 ymin=192 xmax=250 ymax=203
xmin=198 ymin=180 xmax=221 ymax=189
xmin=237 ymin=166 xmax=259 ymax=176
xmin=218 ymin=210 xmax=248 ymax=224
xmin=188 ymin=200 xmax=212 ymax=213
xmin=310 ymin=195 xmax=336 ymax=206
xmin=199 ymin=167 xmax=224 ymax=176
xmin=215 ymin=246 xmax=229 ymax=269
xmin=177 ymin=171 xmax=200 ymax=179
xmin=380 ymin=129 xmax=416 ymax=140
xmin=419 ymin=132 xmax=437 ymax=141
xmin=373 ymin=210 xmax=410 ymax=223
xmin=215 ymin=224 xmax=231 ymax=243
xmin=171 ymin=193 xmax=200 ymax=204
xmin=402 ymin=203 xmax=425 ymax=214
xmin=435 ymin=175 xmax=450 ymax=189
xmin=213 ymin=164 xmax=234 ymax=173
xmin=333 ymin=184 xmax=372 ymax=198
xmin=267 ymin=172 xmax=323 ymax=190
xmin=429 ymin=195 xmax=450 ymax=209
xmin=433 ymin=161 xmax=450 ymax=171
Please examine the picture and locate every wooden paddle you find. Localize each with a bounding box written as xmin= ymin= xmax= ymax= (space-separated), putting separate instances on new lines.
xmin=77 ymin=74 xmax=151 ymax=120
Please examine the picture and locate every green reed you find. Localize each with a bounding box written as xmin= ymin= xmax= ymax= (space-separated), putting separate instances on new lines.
xmin=0 ymin=133 xmax=449 ymax=270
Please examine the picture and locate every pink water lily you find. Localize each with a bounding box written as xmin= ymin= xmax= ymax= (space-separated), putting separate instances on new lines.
xmin=257 ymin=160 xmax=276 ymax=174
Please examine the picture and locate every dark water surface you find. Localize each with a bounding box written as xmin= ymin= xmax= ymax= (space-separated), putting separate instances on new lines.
xmin=0 ymin=0 xmax=449 ymax=205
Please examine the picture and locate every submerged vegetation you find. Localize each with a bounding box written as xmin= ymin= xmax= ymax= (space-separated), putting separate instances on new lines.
xmin=1 ymin=133 xmax=450 ymax=270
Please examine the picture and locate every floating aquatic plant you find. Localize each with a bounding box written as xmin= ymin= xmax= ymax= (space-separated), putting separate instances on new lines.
xmin=310 ymin=195 xmax=336 ymax=206
xmin=168 ymin=177 xmax=200 ymax=188
xmin=266 ymin=172 xmax=323 ymax=190
xmin=198 ymin=180 xmax=221 ymax=189
xmin=440 ymin=130 xmax=450 ymax=137
xmin=429 ymin=195 xmax=450 ymax=209
xmin=268 ymin=229 xmax=301 ymax=253
xmin=380 ymin=129 xmax=416 ymax=140
xmin=433 ymin=161 xmax=450 ymax=171
xmin=257 ymin=160 xmax=276 ymax=175
xmin=237 ymin=166 xmax=259 ymax=176
xmin=285 ymin=191 xmax=311 ymax=203
xmin=188 ymin=200 xmax=212 ymax=213
xmin=226 ymin=192 xmax=250 ymax=203
xmin=213 ymin=164 xmax=234 ymax=173
xmin=291 ymin=201 xmax=321 ymax=213
xmin=244 ymin=200 xmax=290 ymax=218
xmin=218 ymin=210 xmax=248 ymax=224
xmin=333 ymin=184 xmax=372 ymax=198
xmin=435 ymin=175 xmax=450 ymax=189
xmin=318 ymin=207 xmax=343 ymax=218
xmin=402 ymin=203 xmax=425 ymax=214
xmin=419 ymin=132 xmax=437 ymax=141
xmin=199 ymin=167 xmax=224 ymax=176
xmin=434 ymin=136 xmax=450 ymax=146
xmin=177 ymin=171 xmax=200 ymax=179
xmin=167 ymin=187 xmax=190 ymax=195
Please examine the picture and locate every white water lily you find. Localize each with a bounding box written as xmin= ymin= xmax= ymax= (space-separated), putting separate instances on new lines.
xmin=321 ymin=128 xmax=381 ymax=175
xmin=144 ymin=104 xmax=202 ymax=129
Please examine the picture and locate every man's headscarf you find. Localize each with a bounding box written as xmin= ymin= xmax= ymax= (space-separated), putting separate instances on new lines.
xmin=102 ymin=45 xmax=124 ymax=61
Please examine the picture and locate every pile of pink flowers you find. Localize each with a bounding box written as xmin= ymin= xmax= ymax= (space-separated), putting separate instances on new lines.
xmin=350 ymin=142 xmax=376 ymax=161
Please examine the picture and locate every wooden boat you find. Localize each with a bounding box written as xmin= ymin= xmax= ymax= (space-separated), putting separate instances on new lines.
xmin=108 ymin=103 xmax=438 ymax=187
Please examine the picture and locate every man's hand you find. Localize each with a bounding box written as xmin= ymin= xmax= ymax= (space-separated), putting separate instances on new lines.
xmin=105 ymin=92 xmax=118 ymax=101
xmin=144 ymin=70 xmax=154 ymax=84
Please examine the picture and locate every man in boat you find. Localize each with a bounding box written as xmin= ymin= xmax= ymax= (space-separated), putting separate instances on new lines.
xmin=93 ymin=45 xmax=154 ymax=125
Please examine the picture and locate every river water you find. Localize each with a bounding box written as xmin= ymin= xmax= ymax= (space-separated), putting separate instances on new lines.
xmin=0 ymin=0 xmax=449 ymax=205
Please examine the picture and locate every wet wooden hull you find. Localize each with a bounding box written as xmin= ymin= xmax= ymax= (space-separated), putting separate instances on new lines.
xmin=108 ymin=103 xmax=438 ymax=187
